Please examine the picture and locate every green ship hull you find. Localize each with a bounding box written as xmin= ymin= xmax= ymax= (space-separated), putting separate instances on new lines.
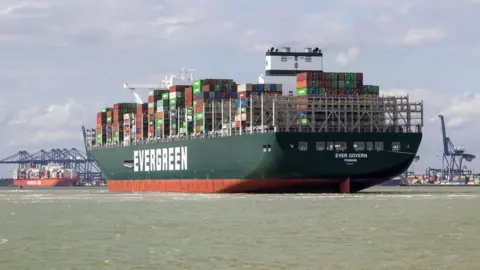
xmin=89 ymin=131 xmax=422 ymax=193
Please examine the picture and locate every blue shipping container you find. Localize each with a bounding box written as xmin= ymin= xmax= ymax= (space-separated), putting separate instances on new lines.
xmin=236 ymin=99 xmax=248 ymax=107
xmin=270 ymin=84 xmax=277 ymax=91
xmin=156 ymin=130 xmax=161 ymax=137
xmin=136 ymin=128 xmax=140 ymax=134
xmin=258 ymin=84 xmax=265 ymax=91
xmin=214 ymin=92 xmax=221 ymax=99
xmin=231 ymin=91 xmax=237 ymax=98
xmin=312 ymin=89 xmax=320 ymax=94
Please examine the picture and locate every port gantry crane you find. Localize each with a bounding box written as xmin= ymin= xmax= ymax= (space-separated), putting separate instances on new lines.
xmin=0 ymin=148 xmax=104 ymax=184
xmin=123 ymin=68 xmax=197 ymax=104
xmin=426 ymin=115 xmax=476 ymax=181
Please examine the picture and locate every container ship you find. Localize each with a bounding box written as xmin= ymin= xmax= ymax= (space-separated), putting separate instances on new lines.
xmin=13 ymin=164 xmax=78 ymax=187
xmin=88 ymin=46 xmax=424 ymax=193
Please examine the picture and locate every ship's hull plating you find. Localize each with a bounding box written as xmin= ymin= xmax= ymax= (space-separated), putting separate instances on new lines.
xmin=89 ymin=132 xmax=422 ymax=193
xmin=13 ymin=178 xmax=76 ymax=187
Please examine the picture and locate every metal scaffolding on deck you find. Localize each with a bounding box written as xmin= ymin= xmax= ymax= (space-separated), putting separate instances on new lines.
xmin=91 ymin=94 xmax=424 ymax=149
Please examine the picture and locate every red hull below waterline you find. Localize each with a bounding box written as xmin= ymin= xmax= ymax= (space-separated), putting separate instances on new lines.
xmin=14 ymin=178 xmax=76 ymax=187
xmin=107 ymin=178 xmax=353 ymax=193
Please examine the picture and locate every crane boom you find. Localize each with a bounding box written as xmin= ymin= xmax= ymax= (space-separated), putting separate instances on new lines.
xmin=123 ymin=67 xmax=197 ymax=104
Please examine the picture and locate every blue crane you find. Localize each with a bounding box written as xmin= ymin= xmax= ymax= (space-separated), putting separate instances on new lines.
xmin=0 ymin=148 xmax=104 ymax=183
xmin=436 ymin=115 xmax=475 ymax=180
xmin=0 ymin=126 xmax=105 ymax=184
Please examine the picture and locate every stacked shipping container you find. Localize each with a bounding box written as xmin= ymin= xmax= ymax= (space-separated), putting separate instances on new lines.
xmin=94 ymin=72 xmax=382 ymax=145
xmin=96 ymin=108 xmax=111 ymax=144
xmin=295 ymin=71 xmax=381 ymax=97
xmin=112 ymin=103 xmax=137 ymax=143
xmin=193 ymin=79 xmax=236 ymax=133
xmin=235 ymin=83 xmax=282 ymax=129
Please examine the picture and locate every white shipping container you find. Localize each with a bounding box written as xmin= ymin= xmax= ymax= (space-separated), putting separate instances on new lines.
xmin=237 ymin=83 xmax=253 ymax=92
xmin=235 ymin=113 xmax=247 ymax=121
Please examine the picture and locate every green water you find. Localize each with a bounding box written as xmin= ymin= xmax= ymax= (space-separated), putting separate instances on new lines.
xmin=0 ymin=187 xmax=479 ymax=269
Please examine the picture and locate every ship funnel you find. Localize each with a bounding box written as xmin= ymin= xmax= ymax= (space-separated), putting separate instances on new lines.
xmin=305 ymin=47 xmax=312 ymax=53
xmin=282 ymin=47 xmax=291 ymax=52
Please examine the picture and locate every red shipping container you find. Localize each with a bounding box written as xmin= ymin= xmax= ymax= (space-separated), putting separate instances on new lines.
xmin=238 ymin=92 xmax=250 ymax=99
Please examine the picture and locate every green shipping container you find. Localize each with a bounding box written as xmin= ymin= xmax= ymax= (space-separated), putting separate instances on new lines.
xmin=350 ymin=73 xmax=357 ymax=81
xmin=148 ymin=102 xmax=155 ymax=108
xmin=331 ymin=73 xmax=338 ymax=81
xmin=296 ymin=88 xmax=308 ymax=96
xmin=107 ymin=116 xmax=112 ymax=123
xmin=157 ymin=99 xmax=169 ymax=106
xmin=162 ymin=93 xmax=169 ymax=100
xmin=338 ymin=81 xmax=345 ymax=88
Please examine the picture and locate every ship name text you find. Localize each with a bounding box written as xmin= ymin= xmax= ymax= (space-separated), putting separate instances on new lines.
xmin=335 ymin=153 xmax=368 ymax=164
xmin=335 ymin=153 xmax=368 ymax=159
xmin=134 ymin=147 xmax=188 ymax=172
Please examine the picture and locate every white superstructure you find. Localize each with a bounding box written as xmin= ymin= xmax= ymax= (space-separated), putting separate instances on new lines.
xmin=258 ymin=46 xmax=324 ymax=96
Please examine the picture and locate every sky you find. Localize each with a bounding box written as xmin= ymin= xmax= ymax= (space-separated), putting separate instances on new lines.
xmin=0 ymin=0 xmax=479 ymax=176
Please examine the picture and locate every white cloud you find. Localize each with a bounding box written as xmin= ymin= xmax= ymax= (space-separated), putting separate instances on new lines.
xmin=0 ymin=2 xmax=50 ymax=17
xmin=335 ymin=47 xmax=360 ymax=66
xmin=403 ymin=28 xmax=445 ymax=46
xmin=5 ymin=100 xmax=87 ymax=148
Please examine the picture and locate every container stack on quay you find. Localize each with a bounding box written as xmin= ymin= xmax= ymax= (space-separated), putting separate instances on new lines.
xmin=406 ymin=174 xmax=480 ymax=185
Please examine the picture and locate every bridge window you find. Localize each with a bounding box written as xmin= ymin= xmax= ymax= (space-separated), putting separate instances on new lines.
xmin=316 ymin=142 xmax=325 ymax=151
xmin=305 ymin=57 xmax=312 ymax=62
xmin=335 ymin=142 xmax=347 ymax=151
xmin=281 ymin=56 xmax=287 ymax=62
xmin=375 ymin=142 xmax=384 ymax=151
xmin=298 ymin=141 xmax=307 ymax=151
xmin=353 ymin=142 xmax=365 ymax=151
xmin=326 ymin=142 xmax=334 ymax=151
xmin=366 ymin=142 xmax=373 ymax=151
xmin=392 ymin=142 xmax=400 ymax=152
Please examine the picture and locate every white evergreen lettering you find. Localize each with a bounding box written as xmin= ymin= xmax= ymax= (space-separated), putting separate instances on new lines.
xmin=134 ymin=151 xmax=139 ymax=172
xmin=133 ymin=147 xmax=188 ymax=172
xmin=181 ymin=146 xmax=187 ymax=170
xmin=139 ymin=150 xmax=144 ymax=171
xmin=150 ymin=149 xmax=156 ymax=171
xmin=168 ymin=147 xmax=174 ymax=171
xmin=156 ymin=149 xmax=162 ymax=171
xmin=144 ymin=150 xmax=150 ymax=171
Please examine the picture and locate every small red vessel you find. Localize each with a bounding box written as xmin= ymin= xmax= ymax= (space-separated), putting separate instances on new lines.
xmin=13 ymin=164 xmax=79 ymax=187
